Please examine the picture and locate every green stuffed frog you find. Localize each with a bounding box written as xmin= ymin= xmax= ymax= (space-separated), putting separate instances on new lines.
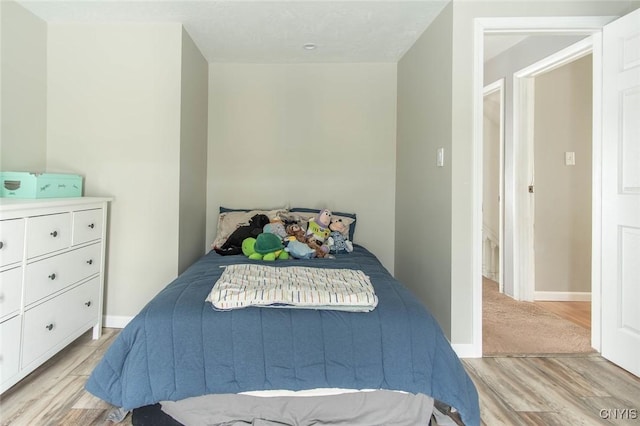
xmin=242 ymin=233 xmax=289 ymax=261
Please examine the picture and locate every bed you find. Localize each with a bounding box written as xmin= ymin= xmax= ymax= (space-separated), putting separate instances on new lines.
xmin=86 ymin=210 xmax=480 ymax=425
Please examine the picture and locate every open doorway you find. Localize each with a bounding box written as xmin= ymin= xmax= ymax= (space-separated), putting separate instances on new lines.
xmin=482 ymin=79 xmax=503 ymax=292
xmin=481 ymin=35 xmax=594 ymax=355
xmin=531 ymin=54 xmax=593 ymax=305
xmin=473 ymin=12 xmax=640 ymax=376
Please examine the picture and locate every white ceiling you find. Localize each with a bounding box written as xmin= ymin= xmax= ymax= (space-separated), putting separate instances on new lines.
xmin=17 ymin=0 xmax=452 ymax=63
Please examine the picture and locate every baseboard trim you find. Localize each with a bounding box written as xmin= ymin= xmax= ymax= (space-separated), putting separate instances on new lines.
xmin=534 ymin=291 xmax=591 ymax=302
xmin=452 ymin=343 xmax=482 ymax=358
xmin=104 ymin=315 xmax=133 ymax=329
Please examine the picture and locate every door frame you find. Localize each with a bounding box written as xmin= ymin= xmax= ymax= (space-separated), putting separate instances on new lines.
xmin=483 ymin=78 xmax=505 ymax=292
xmin=472 ymin=16 xmax=616 ymax=356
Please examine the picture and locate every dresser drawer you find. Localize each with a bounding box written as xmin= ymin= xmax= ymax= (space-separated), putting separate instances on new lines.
xmin=0 ymin=267 xmax=22 ymax=320
xmin=72 ymin=209 xmax=103 ymax=246
xmin=0 ymin=315 xmax=21 ymax=385
xmin=26 ymin=213 xmax=71 ymax=259
xmin=22 ymin=277 xmax=100 ymax=369
xmin=0 ymin=219 xmax=25 ymax=267
xmin=24 ymin=243 xmax=101 ymax=306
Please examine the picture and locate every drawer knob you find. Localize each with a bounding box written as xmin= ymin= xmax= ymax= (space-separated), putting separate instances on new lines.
xmin=85 ymin=301 xmax=92 ymax=307
xmin=45 ymin=323 xmax=54 ymax=331
xmin=86 ymin=259 xmax=93 ymax=265
xmin=50 ymin=230 xmax=58 ymax=238
xmin=48 ymin=273 xmax=57 ymax=280
xmin=88 ymin=223 xmax=95 ymax=229
xmin=0 ymin=241 xmax=4 ymax=249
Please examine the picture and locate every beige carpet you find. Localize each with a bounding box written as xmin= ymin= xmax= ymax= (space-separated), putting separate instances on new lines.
xmin=483 ymin=278 xmax=595 ymax=356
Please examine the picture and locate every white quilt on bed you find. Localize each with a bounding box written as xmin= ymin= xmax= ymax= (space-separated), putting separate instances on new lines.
xmin=206 ymin=264 xmax=378 ymax=312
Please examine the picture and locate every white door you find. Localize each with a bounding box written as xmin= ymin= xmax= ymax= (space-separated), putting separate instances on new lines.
xmin=601 ymin=7 xmax=640 ymax=377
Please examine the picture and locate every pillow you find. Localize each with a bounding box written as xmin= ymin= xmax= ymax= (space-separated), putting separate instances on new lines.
xmin=289 ymin=208 xmax=357 ymax=242
xmin=212 ymin=207 xmax=289 ymax=249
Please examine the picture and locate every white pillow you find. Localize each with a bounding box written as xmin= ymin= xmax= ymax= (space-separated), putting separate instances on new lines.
xmin=211 ymin=208 xmax=288 ymax=249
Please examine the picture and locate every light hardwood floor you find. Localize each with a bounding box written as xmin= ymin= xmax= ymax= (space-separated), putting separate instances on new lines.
xmin=463 ymin=355 xmax=640 ymax=425
xmin=0 ymin=328 xmax=128 ymax=426
xmin=1 ymin=328 xmax=639 ymax=426
xmin=535 ymin=300 xmax=591 ymax=330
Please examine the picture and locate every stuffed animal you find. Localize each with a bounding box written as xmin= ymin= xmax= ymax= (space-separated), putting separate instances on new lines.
xmin=215 ymin=214 xmax=270 ymax=256
xmin=285 ymin=224 xmax=307 ymax=243
xmin=306 ymin=235 xmax=330 ymax=258
xmin=305 ymin=209 xmax=332 ymax=244
xmin=242 ymin=233 xmax=289 ymax=261
xmin=327 ymin=219 xmax=353 ymax=254
xmin=263 ymin=220 xmax=287 ymax=239
xmin=242 ymin=237 xmax=259 ymax=259
xmin=285 ymin=240 xmax=316 ymax=259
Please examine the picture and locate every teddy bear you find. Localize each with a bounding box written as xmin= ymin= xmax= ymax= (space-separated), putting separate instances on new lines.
xmin=285 ymin=224 xmax=307 ymax=243
xmin=306 ymin=234 xmax=330 ymax=258
xmin=326 ymin=218 xmax=353 ymax=254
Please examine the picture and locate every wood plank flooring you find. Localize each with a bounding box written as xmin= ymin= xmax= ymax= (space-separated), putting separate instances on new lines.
xmin=1 ymin=328 xmax=639 ymax=425
xmin=0 ymin=328 xmax=129 ymax=426
xmin=463 ymin=355 xmax=640 ymax=425
xmin=535 ymin=300 xmax=591 ymax=330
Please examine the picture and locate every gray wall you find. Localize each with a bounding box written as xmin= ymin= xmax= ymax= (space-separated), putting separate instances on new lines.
xmin=46 ymin=22 xmax=184 ymax=320
xmin=0 ymin=1 xmax=47 ymax=171
xmin=207 ymin=63 xmax=398 ymax=272
xmin=179 ymin=28 xmax=209 ymax=274
xmin=483 ymin=89 xmax=500 ymax=242
xmin=4 ymin=0 xmax=637 ymax=334
xmin=534 ymin=55 xmax=592 ymax=295
xmin=396 ymin=2 xmax=453 ymax=335
xmin=0 ymin=4 xmax=209 ymax=321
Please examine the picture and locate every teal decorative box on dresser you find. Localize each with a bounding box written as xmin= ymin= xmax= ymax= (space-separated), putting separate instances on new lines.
xmin=0 ymin=172 xmax=83 ymax=198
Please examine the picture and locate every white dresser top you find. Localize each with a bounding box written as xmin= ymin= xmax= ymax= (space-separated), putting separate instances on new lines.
xmin=0 ymin=197 xmax=112 ymax=218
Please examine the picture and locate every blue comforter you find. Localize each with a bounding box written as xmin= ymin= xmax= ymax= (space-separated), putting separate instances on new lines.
xmin=86 ymin=246 xmax=480 ymax=425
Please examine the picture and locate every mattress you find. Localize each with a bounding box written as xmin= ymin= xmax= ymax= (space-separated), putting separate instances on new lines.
xmin=85 ymin=245 xmax=480 ymax=425
xmin=160 ymin=389 xmax=435 ymax=426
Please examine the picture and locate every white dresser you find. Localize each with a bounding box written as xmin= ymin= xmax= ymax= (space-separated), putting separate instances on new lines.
xmin=0 ymin=197 xmax=110 ymax=393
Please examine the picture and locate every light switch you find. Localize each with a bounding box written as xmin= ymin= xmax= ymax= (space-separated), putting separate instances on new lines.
xmin=565 ymin=151 xmax=575 ymax=166
xmin=437 ymin=148 xmax=444 ymax=167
